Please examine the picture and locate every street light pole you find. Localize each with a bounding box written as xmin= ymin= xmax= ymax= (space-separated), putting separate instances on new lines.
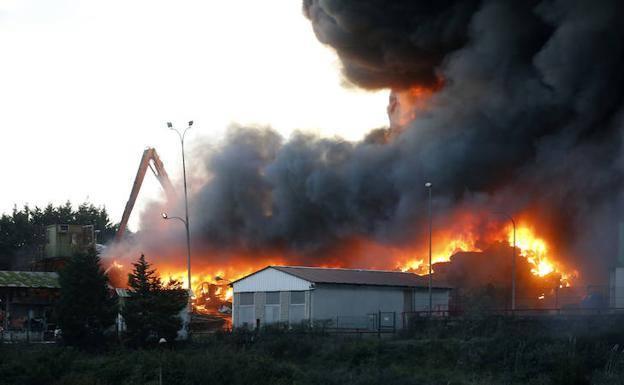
xmin=511 ymin=219 xmax=516 ymax=312
xmin=493 ymin=211 xmax=516 ymax=312
xmin=161 ymin=213 xmax=189 ymax=279
xmin=425 ymin=182 xmax=433 ymax=315
xmin=167 ymin=121 xmax=193 ymax=295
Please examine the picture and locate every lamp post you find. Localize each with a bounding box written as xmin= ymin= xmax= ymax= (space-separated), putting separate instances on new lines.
xmin=425 ymin=182 xmax=433 ymax=315
xmin=492 ymin=211 xmax=516 ymax=312
xmin=161 ymin=212 xmax=191 ymax=291
xmin=166 ymin=121 xmax=193 ymax=296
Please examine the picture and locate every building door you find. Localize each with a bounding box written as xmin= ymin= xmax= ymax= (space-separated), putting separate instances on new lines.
xmin=238 ymin=292 xmax=255 ymax=328
xmin=289 ymin=291 xmax=305 ymax=324
xmin=264 ymin=292 xmax=280 ymax=324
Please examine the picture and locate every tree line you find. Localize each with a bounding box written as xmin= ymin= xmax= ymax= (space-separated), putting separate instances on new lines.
xmin=0 ymin=202 xmax=118 ymax=269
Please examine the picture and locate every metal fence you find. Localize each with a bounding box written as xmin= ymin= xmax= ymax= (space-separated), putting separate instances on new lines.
xmin=1 ymin=329 xmax=56 ymax=343
xmin=402 ymin=307 xmax=624 ymax=329
xmin=334 ymin=312 xmax=396 ymax=334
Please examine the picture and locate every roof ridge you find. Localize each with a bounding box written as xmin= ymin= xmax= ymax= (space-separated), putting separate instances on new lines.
xmin=272 ymin=265 xmax=417 ymax=275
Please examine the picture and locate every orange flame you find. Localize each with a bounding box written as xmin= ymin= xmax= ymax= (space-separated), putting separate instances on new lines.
xmin=511 ymin=226 xmax=551 ymax=277
xmin=107 ymin=210 xmax=578 ymax=309
xmin=388 ymin=80 xmax=443 ymax=129
xmin=397 ymin=219 xmax=576 ymax=287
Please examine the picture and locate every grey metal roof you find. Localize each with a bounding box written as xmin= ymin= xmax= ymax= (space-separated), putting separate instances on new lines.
xmin=0 ymin=271 xmax=60 ymax=288
xmin=268 ymin=266 xmax=452 ymax=289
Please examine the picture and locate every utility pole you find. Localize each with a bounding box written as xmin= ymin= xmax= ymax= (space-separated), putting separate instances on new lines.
xmin=512 ymin=220 xmax=516 ymax=312
xmin=167 ymin=121 xmax=193 ymax=296
xmin=493 ymin=211 xmax=516 ymax=312
xmin=425 ymin=182 xmax=433 ymax=315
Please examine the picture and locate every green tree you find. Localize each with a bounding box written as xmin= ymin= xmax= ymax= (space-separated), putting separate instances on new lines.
xmin=0 ymin=202 xmax=118 ymax=269
xmin=122 ymin=254 xmax=188 ymax=346
xmin=0 ymin=214 xmax=15 ymax=269
xmin=57 ymin=250 xmax=117 ymax=348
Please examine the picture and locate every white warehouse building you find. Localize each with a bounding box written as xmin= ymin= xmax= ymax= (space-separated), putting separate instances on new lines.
xmin=231 ymin=266 xmax=453 ymax=330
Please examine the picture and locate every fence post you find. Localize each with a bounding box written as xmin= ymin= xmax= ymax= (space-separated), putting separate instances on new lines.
xmin=27 ymin=308 xmax=31 ymax=343
xmin=393 ymin=312 xmax=396 ymax=334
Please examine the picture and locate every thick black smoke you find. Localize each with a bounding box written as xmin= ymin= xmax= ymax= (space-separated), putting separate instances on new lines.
xmin=134 ymin=0 xmax=624 ymax=283
xmin=303 ymin=0 xmax=481 ymax=89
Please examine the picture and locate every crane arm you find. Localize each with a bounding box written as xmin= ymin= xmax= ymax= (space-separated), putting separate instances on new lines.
xmin=115 ymin=148 xmax=176 ymax=242
xmin=148 ymin=148 xmax=176 ymax=202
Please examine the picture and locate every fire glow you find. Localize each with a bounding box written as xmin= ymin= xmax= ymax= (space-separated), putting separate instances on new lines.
xmin=106 ymin=214 xmax=578 ymax=308
xmin=388 ymin=80 xmax=443 ymax=129
xmin=397 ymin=221 xmax=577 ymax=288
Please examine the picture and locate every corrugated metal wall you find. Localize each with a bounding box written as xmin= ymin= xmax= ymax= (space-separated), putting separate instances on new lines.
xmin=233 ymin=268 xmax=312 ymax=292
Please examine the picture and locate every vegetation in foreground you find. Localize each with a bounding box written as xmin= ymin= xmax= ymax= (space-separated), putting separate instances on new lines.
xmin=122 ymin=254 xmax=188 ymax=347
xmin=57 ymin=251 xmax=117 ymax=348
xmin=2 ymin=316 xmax=624 ymax=385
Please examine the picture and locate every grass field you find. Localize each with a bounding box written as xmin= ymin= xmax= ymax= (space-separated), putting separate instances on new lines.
xmin=1 ymin=316 xmax=624 ymax=385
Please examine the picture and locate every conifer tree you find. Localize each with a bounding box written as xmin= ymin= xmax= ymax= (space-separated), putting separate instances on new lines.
xmin=57 ymin=250 xmax=117 ymax=348
xmin=123 ymin=254 xmax=188 ymax=346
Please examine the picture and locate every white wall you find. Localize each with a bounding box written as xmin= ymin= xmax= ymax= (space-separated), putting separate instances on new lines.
xmin=232 ymin=290 xmax=311 ymax=328
xmin=610 ymin=267 xmax=624 ymax=308
xmin=232 ymin=268 xmax=452 ymax=329
xmin=232 ymin=268 xmax=313 ymax=328
xmin=311 ymin=285 xmax=451 ymax=329
xmin=233 ymin=268 xmax=312 ymax=293
xmin=311 ymin=285 xmax=404 ymax=327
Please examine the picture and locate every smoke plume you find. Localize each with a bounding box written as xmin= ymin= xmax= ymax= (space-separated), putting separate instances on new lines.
xmin=116 ymin=0 xmax=624 ymax=285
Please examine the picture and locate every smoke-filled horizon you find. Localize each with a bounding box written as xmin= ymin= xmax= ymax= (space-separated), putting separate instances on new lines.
xmin=111 ymin=0 xmax=624 ymax=285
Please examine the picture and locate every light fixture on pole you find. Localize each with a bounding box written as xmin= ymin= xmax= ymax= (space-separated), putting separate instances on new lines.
xmin=165 ymin=120 xmax=193 ymax=297
xmin=425 ymin=182 xmax=433 ymax=315
xmin=161 ymin=211 xmax=189 ymax=276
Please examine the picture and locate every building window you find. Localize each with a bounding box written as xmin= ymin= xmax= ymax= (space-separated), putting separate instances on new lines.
xmin=264 ymin=292 xmax=281 ymax=324
xmin=290 ymin=291 xmax=305 ymax=304
xmin=239 ymin=292 xmax=254 ymax=305
xmin=266 ymin=292 xmax=280 ymax=305
xmin=238 ymin=292 xmax=255 ymax=327
xmin=289 ymin=291 xmax=305 ymax=324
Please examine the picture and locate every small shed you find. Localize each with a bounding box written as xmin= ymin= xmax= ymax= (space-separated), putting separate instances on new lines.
xmin=231 ymin=266 xmax=452 ymax=330
xmin=0 ymin=271 xmax=60 ymax=341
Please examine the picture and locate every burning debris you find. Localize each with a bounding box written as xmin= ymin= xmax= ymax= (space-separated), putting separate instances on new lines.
xmin=106 ymin=0 xmax=624 ymax=310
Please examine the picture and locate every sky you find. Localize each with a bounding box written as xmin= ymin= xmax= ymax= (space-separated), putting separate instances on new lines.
xmin=0 ymin=0 xmax=389 ymax=230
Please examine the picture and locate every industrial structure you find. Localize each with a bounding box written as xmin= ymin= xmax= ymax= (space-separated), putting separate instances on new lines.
xmin=609 ymin=223 xmax=624 ymax=309
xmin=231 ymin=266 xmax=452 ymax=330
xmin=25 ymin=224 xmax=97 ymax=271
xmin=0 ymin=270 xmax=60 ymax=342
xmin=45 ymin=224 xmax=95 ymax=258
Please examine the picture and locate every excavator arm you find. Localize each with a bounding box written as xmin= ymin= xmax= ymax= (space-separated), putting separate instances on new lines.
xmin=115 ymin=148 xmax=176 ymax=242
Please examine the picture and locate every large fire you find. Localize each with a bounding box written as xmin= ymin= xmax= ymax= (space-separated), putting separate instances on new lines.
xmin=147 ymin=220 xmax=576 ymax=305
xmin=106 ymin=211 xmax=578 ymax=315
xmin=397 ymin=220 xmax=577 ymax=288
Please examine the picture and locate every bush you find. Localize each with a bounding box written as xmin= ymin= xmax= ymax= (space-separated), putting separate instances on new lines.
xmin=3 ymin=317 xmax=624 ymax=385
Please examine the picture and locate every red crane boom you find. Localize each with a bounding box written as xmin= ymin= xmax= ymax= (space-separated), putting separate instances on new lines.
xmin=115 ymin=147 xmax=176 ymax=242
